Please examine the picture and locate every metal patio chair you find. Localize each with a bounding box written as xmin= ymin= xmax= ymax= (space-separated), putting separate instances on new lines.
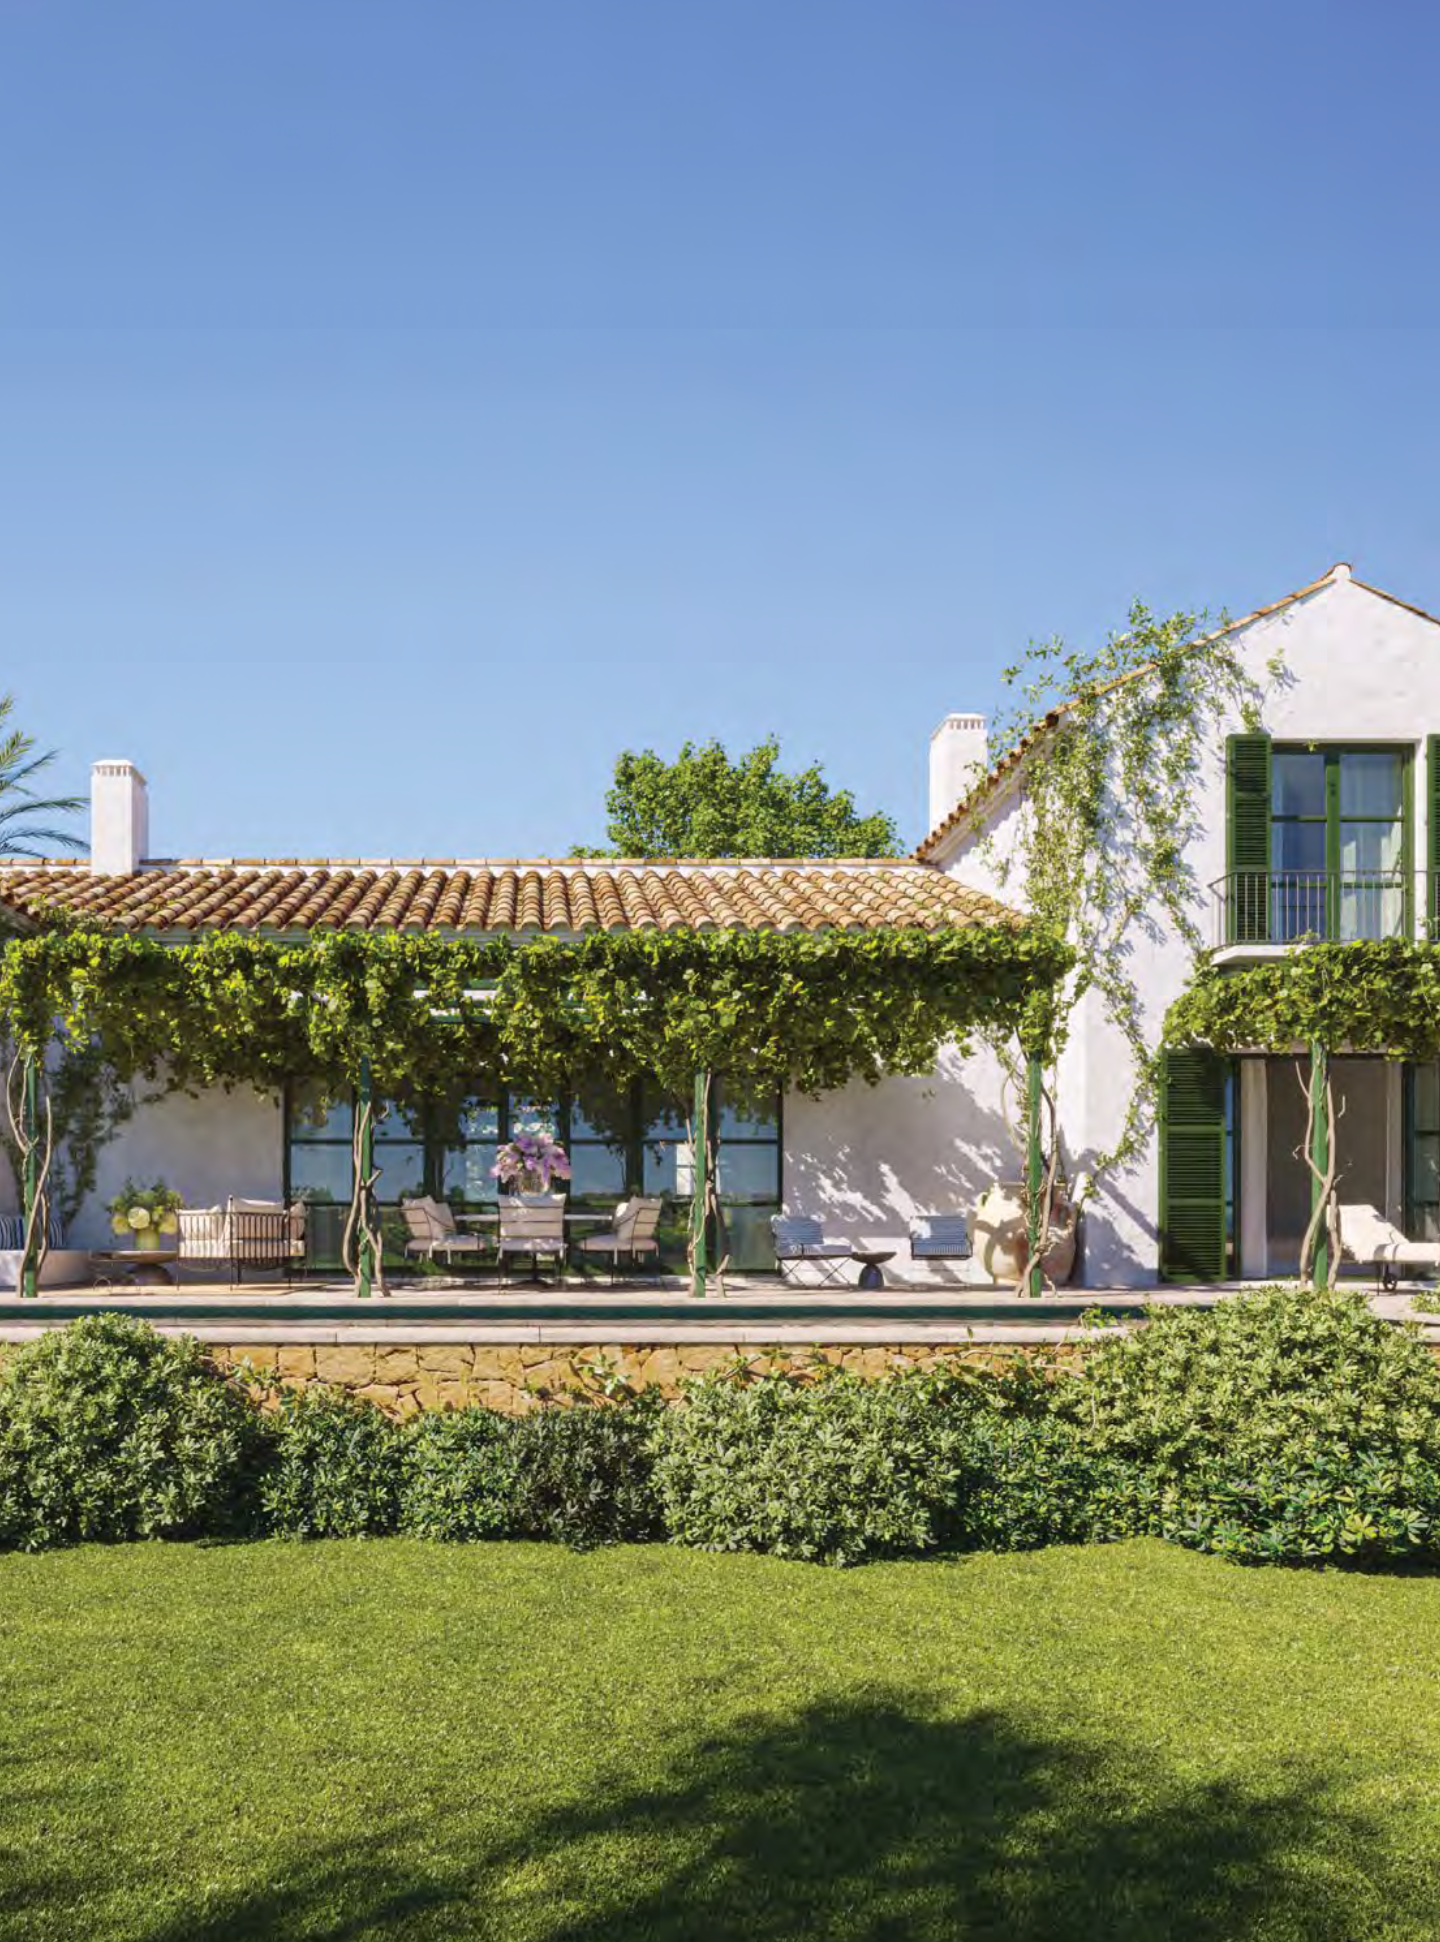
xmin=771 ymin=1213 xmax=852 ymax=1287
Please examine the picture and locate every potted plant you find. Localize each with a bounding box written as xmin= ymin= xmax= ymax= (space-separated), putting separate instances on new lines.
xmin=491 ymin=1126 xmax=572 ymax=1200
xmin=107 ymin=1179 xmax=182 ymax=1253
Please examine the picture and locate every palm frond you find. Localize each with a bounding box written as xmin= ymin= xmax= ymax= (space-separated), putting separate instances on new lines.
xmin=0 ymin=696 xmax=85 ymax=856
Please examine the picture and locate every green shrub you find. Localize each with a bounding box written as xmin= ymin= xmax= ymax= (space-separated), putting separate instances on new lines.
xmin=399 ymin=1407 xmax=517 ymax=1540
xmin=509 ymin=1397 xmax=664 ymax=1549
xmin=1055 ymin=1285 xmax=1440 ymax=1563
xmin=946 ymin=1411 xmax=1150 ymax=1553
xmin=653 ymin=1367 xmax=977 ymax=1566
xmin=0 ymin=1314 xmax=262 ymax=1551
xmin=257 ymin=1385 xmax=402 ymax=1538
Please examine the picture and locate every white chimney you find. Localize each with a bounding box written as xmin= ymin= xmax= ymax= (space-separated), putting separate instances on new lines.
xmin=90 ymin=760 xmax=150 ymax=875
xmin=928 ymin=714 xmax=988 ymax=832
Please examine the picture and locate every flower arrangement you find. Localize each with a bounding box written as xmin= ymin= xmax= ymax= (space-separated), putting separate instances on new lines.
xmin=491 ymin=1126 xmax=571 ymax=1195
xmin=107 ymin=1179 xmax=182 ymax=1249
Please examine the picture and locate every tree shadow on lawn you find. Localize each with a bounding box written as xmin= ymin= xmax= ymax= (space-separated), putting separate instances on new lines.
xmin=6 ymin=1698 xmax=1431 ymax=1942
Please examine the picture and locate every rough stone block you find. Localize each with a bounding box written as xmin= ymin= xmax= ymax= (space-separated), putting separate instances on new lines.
xmin=276 ymin=1345 xmax=317 ymax=1380
xmin=373 ymin=1344 xmax=421 ymax=1383
xmin=313 ymin=1345 xmax=376 ymax=1387
xmin=419 ymin=1343 xmax=475 ymax=1375
xmin=220 ymin=1342 xmax=279 ymax=1371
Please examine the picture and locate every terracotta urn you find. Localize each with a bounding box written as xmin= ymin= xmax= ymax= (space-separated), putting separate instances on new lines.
xmin=972 ymin=1182 xmax=1078 ymax=1286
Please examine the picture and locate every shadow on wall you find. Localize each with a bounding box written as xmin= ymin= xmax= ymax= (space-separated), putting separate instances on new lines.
xmin=784 ymin=1043 xmax=1022 ymax=1279
xmin=16 ymin=1696 xmax=1421 ymax=1941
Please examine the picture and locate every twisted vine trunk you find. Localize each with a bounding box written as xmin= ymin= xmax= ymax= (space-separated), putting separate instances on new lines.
xmin=341 ymin=1095 xmax=386 ymax=1298
xmin=7 ymin=1052 xmax=54 ymax=1297
xmin=686 ymin=1070 xmax=729 ymax=1297
xmin=1295 ymin=1055 xmax=1343 ymax=1290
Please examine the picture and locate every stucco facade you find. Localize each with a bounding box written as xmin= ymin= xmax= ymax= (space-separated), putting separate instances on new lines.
xmin=908 ymin=564 xmax=1440 ymax=1285
xmin=13 ymin=562 xmax=1437 ymax=1290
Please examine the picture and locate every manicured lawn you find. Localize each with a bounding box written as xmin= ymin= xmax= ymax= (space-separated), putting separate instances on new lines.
xmin=3 ymin=1541 xmax=1440 ymax=1939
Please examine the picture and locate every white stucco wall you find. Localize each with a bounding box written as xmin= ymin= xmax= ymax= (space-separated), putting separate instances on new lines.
xmin=783 ymin=1040 xmax=1021 ymax=1284
xmin=74 ymin=1083 xmax=283 ymax=1248
xmin=914 ymin=566 xmax=1440 ymax=1287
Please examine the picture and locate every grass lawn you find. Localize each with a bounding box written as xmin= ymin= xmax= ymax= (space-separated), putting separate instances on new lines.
xmin=3 ymin=1541 xmax=1440 ymax=1940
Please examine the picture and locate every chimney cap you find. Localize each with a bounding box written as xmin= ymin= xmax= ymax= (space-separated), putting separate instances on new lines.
xmin=931 ymin=712 xmax=986 ymax=740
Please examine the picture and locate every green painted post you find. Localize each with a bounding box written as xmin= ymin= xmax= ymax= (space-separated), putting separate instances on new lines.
xmin=20 ymin=1052 xmax=38 ymax=1300
xmin=690 ymin=1070 xmax=709 ymax=1299
xmin=1025 ymin=1051 xmax=1044 ymax=1299
xmin=357 ymin=1054 xmax=375 ymax=1300
xmin=1310 ymin=1039 xmax=1330 ymax=1290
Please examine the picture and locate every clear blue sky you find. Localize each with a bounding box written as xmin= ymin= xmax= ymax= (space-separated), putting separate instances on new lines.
xmin=4 ymin=1 xmax=1440 ymax=858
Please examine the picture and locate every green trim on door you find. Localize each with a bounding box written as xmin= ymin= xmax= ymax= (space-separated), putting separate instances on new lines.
xmin=1159 ymin=1048 xmax=1230 ymax=1282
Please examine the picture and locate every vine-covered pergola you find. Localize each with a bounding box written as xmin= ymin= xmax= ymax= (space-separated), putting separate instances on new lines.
xmin=1165 ymin=940 xmax=1440 ymax=1287
xmin=0 ymin=920 xmax=1070 ymax=1298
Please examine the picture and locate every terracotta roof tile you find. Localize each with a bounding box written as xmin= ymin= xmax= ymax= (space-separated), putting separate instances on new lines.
xmin=0 ymin=860 xmax=1021 ymax=937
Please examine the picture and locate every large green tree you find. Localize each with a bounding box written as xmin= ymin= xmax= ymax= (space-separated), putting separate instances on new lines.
xmin=576 ymin=737 xmax=900 ymax=859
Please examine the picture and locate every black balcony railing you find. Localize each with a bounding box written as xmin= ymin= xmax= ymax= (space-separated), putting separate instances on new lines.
xmin=1210 ymin=870 xmax=1426 ymax=947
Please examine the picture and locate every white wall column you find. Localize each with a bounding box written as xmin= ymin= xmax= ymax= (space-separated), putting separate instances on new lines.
xmin=1240 ymin=1058 xmax=1268 ymax=1280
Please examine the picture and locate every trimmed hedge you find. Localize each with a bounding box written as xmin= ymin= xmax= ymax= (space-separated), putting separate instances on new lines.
xmin=6 ymin=1290 xmax=1440 ymax=1568
xmin=651 ymin=1364 xmax=977 ymax=1565
xmin=258 ymin=1384 xmax=404 ymax=1538
xmin=0 ymin=1313 xmax=264 ymax=1550
xmin=1055 ymin=1283 xmax=1440 ymax=1563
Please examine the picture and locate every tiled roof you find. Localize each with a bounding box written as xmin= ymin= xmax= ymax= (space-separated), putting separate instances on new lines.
xmin=0 ymin=859 xmax=1020 ymax=935
xmin=914 ymin=561 xmax=1368 ymax=862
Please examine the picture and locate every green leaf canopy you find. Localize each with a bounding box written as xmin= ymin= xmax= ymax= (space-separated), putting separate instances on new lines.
xmin=0 ymin=925 xmax=1071 ymax=1119
xmin=1164 ymin=942 xmax=1440 ymax=1062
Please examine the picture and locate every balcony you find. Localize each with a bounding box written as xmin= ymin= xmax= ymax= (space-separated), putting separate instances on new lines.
xmin=1209 ymin=870 xmax=1426 ymax=949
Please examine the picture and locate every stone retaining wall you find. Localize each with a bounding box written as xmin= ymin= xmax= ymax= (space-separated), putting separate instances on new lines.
xmin=201 ymin=1339 xmax=1083 ymax=1416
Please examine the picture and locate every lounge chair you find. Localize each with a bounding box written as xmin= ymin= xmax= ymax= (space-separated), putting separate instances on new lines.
xmin=177 ymin=1198 xmax=307 ymax=1283
xmin=497 ymin=1194 xmax=566 ymax=1285
xmin=401 ymin=1196 xmax=490 ymax=1273
xmin=575 ymin=1197 xmax=665 ymax=1283
xmin=772 ymin=1213 xmax=852 ymax=1287
xmin=1338 ymin=1203 xmax=1440 ymax=1290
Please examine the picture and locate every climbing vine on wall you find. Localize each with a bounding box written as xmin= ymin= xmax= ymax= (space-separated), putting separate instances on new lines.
xmin=0 ymin=1034 xmax=136 ymax=1234
xmin=971 ymin=602 xmax=1280 ymax=1192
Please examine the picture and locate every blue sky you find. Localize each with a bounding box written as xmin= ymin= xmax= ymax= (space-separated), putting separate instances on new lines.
xmin=3 ymin=1 xmax=1440 ymax=858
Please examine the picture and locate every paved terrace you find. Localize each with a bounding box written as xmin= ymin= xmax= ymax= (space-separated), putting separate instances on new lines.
xmin=0 ymin=1282 xmax=1434 ymax=1346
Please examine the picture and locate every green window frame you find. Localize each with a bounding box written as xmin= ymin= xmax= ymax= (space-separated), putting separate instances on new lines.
xmin=1269 ymin=744 xmax=1412 ymax=941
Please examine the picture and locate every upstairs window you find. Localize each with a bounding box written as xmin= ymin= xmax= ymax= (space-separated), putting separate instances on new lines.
xmin=1270 ymin=746 xmax=1409 ymax=941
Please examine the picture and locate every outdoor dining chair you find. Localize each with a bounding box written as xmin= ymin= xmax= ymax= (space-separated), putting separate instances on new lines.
xmin=497 ymin=1195 xmax=567 ymax=1285
xmin=575 ymin=1197 xmax=665 ymax=1284
xmin=401 ymin=1197 xmax=491 ymax=1273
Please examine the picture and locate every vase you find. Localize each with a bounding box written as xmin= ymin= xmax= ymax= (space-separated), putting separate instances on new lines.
xmin=130 ymin=1225 xmax=162 ymax=1253
xmin=972 ymin=1183 xmax=1078 ymax=1286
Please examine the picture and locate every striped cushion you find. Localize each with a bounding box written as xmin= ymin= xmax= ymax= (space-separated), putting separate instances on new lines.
xmin=909 ymin=1215 xmax=972 ymax=1259
xmin=0 ymin=1211 xmax=67 ymax=1249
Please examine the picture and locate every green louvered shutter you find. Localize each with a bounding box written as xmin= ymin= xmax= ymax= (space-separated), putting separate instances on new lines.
xmin=1158 ymin=1049 xmax=1228 ymax=1281
xmin=1426 ymin=735 xmax=1440 ymax=939
xmin=1226 ymin=732 xmax=1272 ymax=943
